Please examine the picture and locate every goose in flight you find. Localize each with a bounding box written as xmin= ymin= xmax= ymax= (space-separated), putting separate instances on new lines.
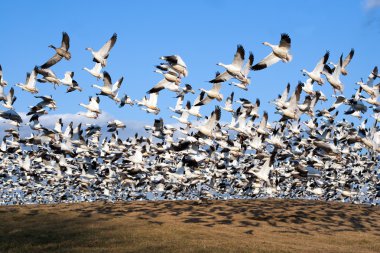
xmin=322 ymin=55 xmax=344 ymax=94
xmin=36 ymin=67 xmax=60 ymax=87
xmin=209 ymin=45 xmax=246 ymax=83
xmin=83 ymin=63 xmax=103 ymax=79
xmin=159 ymin=55 xmax=188 ymax=77
xmin=252 ymin=33 xmax=292 ymax=70
xmin=92 ymin=71 xmax=123 ymax=102
xmin=230 ymin=52 xmax=254 ymax=90
xmin=147 ymin=71 xmax=180 ymax=94
xmin=221 ymin=92 xmax=234 ymax=112
xmin=329 ymin=48 xmax=354 ymax=76
xmin=80 ymin=96 xmax=101 ymax=115
xmin=40 ymin=32 xmax=71 ymax=69
xmin=196 ymin=82 xmax=223 ymax=106
xmin=301 ymin=51 xmax=329 ymax=85
xmin=86 ymin=33 xmax=117 ymax=67
xmin=60 ymin=71 xmax=82 ymax=93
xmin=1 ymin=87 xmax=16 ymax=110
xmin=136 ymin=92 xmax=160 ymax=115
xmin=193 ymin=106 xmax=221 ymax=138
xmin=119 ymin=94 xmax=134 ymax=107
xmin=0 ymin=109 xmax=23 ymax=124
xmin=16 ymin=67 xmax=39 ymax=94
xmin=0 ymin=65 xmax=8 ymax=87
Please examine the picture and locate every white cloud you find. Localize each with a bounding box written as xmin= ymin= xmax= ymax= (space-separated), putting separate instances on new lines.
xmin=364 ymin=0 xmax=380 ymax=9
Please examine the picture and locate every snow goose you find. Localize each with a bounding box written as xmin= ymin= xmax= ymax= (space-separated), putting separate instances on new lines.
xmin=83 ymin=63 xmax=103 ymax=79
xmin=60 ymin=71 xmax=82 ymax=93
xmin=194 ymin=106 xmax=221 ymax=137
xmin=329 ymin=49 xmax=354 ymax=76
xmin=85 ymin=33 xmax=117 ymax=67
xmin=79 ymin=96 xmax=101 ymax=114
xmin=40 ymin=32 xmax=71 ymax=69
xmin=301 ymin=51 xmax=329 ymax=85
xmin=147 ymin=73 xmax=180 ymax=94
xmin=356 ymin=66 xmax=379 ymax=98
xmin=276 ymin=83 xmax=302 ymax=120
xmin=16 ymin=67 xmax=39 ymax=94
xmin=252 ymin=33 xmax=292 ymax=70
xmin=0 ymin=109 xmax=23 ymax=124
xmin=196 ymin=82 xmax=223 ymax=106
xmin=169 ymin=94 xmax=184 ymax=114
xmin=36 ymin=67 xmax=60 ymax=86
xmin=209 ymin=45 xmax=245 ymax=83
xmin=136 ymin=92 xmax=160 ymax=114
xmin=119 ymin=94 xmax=134 ymax=107
xmin=230 ymin=52 xmax=254 ymax=90
xmin=159 ymin=55 xmax=188 ymax=77
xmin=221 ymin=92 xmax=234 ymax=112
xmin=1 ymin=87 xmax=16 ymax=110
xmin=171 ymin=101 xmax=191 ymax=125
xmin=0 ymin=65 xmax=8 ymax=87
xmin=92 ymin=71 xmax=123 ymax=101
xmin=322 ymin=55 xmax=344 ymax=94
xmin=187 ymin=91 xmax=205 ymax=118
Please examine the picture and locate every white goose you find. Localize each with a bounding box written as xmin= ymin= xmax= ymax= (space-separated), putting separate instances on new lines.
xmin=230 ymin=52 xmax=254 ymax=90
xmin=252 ymin=33 xmax=292 ymax=70
xmin=16 ymin=67 xmax=39 ymax=94
xmin=210 ymin=45 xmax=245 ymax=83
xmin=0 ymin=65 xmax=8 ymax=87
xmin=1 ymin=87 xmax=16 ymax=110
xmin=136 ymin=92 xmax=160 ymax=114
xmin=79 ymin=96 xmax=101 ymax=114
xmin=92 ymin=71 xmax=123 ymax=102
xmin=85 ymin=33 xmax=117 ymax=67
xmin=159 ymin=55 xmax=188 ymax=77
xmin=193 ymin=106 xmax=221 ymax=137
xmin=322 ymin=55 xmax=344 ymax=94
xmin=171 ymin=101 xmax=191 ymax=125
xmin=196 ymin=83 xmax=223 ymax=106
xmin=301 ymin=51 xmax=329 ymax=85
xmin=83 ymin=63 xmax=103 ymax=79
xmin=221 ymin=92 xmax=234 ymax=112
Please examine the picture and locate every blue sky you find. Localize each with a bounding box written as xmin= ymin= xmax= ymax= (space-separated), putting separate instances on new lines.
xmin=1 ymin=0 xmax=380 ymax=131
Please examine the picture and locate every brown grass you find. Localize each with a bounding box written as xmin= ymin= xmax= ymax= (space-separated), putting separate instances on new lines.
xmin=0 ymin=199 xmax=379 ymax=253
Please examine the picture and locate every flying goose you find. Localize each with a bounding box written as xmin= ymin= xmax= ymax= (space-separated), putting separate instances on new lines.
xmin=159 ymin=55 xmax=188 ymax=77
xmin=221 ymin=92 xmax=234 ymax=112
xmin=136 ymin=92 xmax=160 ymax=114
xmin=252 ymin=33 xmax=292 ymax=70
xmin=86 ymin=33 xmax=117 ymax=67
xmin=169 ymin=94 xmax=184 ymax=114
xmin=230 ymin=52 xmax=254 ymax=90
xmin=40 ymin=32 xmax=71 ymax=69
xmin=196 ymin=82 xmax=223 ymax=106
xmin=1 ymin=87 xmax=16 ymax=110
xmin=119 ymin=94 xmax=134 ymax=107
xmin=187 ymin=91 xmax=205 ymax=118
xmin=193 ymin=106 xmax=221 ymax=137
xmin=60 ymin=71 xmax=82 ymax=93
xmin=79 ymin=96 xmax=101 ymax=115
xmin=322 ymin=55 xmax=344 ymax=94
xmin=16 ymin=67 xmax=39 ymax=94
xmin=83 ymin=63 xmax=103 ymax=79
xmin=0 ymin=65 xmax=8 ymax=87
xmin=329 ymin=49 xmax=354 ymax=76
xmin=36 ymin=67 xmax=60 ymax=86
xmin=147 ymin=74 xmax=180 ymax=94
xmin=0 ymin=109 xmax=23 ymax=124
xmin=92 ymin=71 xmax=123 ymax=102
xmin=171 ymin=101 xmax=191 ymax=125
xmin=301 ymin=51 xmax=329 ymax=85
xmin=209 ymin=45 xmax=245 ymax=83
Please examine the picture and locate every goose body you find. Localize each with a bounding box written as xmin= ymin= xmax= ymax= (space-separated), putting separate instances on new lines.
xmin=86 ymin=33 xmax=117 ymax=67
xmin=252 ymin=33 xmax=292 ymax=70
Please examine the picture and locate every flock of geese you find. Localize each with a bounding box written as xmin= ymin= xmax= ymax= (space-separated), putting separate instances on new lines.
xmin=0 ymin=32 xmax=379 ymax=205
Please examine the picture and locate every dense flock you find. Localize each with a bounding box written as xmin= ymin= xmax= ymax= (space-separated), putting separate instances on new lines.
xmin=0 ymin=33 xmax=379 ymax=205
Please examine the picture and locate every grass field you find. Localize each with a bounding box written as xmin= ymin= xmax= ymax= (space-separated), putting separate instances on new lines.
xmin=0 ymin=199 xmax=379 ymax=253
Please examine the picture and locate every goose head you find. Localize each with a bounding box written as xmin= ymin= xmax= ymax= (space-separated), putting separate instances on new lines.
xmin=217 ymin=94 xmax=224 ymax=102
xmin=48 ymin=45 xmax=56 ymax=49
xmin=85 ymin=47 xmax=94 ymax=52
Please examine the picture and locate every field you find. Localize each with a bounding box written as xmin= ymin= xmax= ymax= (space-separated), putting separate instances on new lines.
xmin=0 ymin=199 xmax=379 ymax=253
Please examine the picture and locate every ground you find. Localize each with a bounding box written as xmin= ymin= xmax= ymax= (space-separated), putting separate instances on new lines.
xmin=0 ymin=199 xmax=379 ymax=253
